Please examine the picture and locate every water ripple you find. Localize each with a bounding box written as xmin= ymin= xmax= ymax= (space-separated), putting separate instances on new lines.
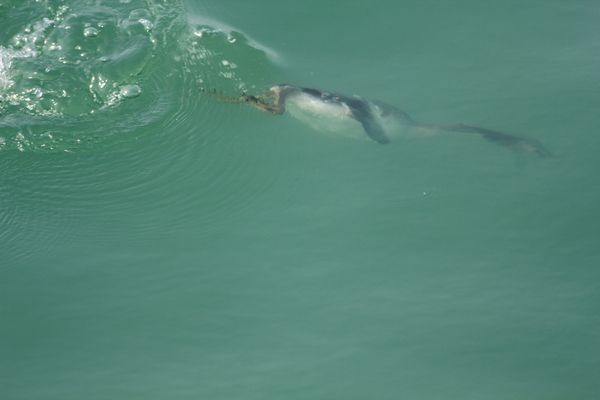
xmin=1 ymin=0 xmax=281 ymax=261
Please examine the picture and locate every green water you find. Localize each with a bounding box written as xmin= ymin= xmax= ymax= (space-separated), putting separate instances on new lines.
xmin=1 ymin=0 xmax=599 ymax=398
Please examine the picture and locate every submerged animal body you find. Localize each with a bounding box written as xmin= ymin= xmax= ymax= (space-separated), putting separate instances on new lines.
xmin=257 ymin=85 xmax=393 ymax=144
xmin=283 ymin=90 xmax=358 ymax=137
xmin=240 ymin=84 xmax=550 ymax=156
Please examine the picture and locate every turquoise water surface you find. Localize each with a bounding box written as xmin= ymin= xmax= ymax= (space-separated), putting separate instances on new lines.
xmin=1 ymin=1 xmax=599 ymax=399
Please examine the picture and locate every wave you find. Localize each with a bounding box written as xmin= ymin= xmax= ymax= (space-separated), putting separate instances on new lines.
xmin=0 ymin=0 xmax=280 ymax=153
xmin=0 ymin=0 xmax=282 ymax=262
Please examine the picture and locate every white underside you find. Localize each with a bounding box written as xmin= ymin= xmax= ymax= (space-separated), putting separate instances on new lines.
xmin=284 ymin=92 xmax=367 ymax=140
xmin=283 ymin=92 xmax=424 ymax=141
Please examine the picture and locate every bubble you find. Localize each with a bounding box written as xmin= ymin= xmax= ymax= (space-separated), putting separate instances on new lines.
xmin=227 ymin=35 xmax=236 ymax=44
xmin=15 ymin=132 xmax=26 ymax=151
xmin=192 ymin=27 xmax=216 ymax=39
xmin=12 ymin=35 xmax=26 ymax=48
xmin=138 ymin=19 xmax=153 ymax=32
xmin=0 ymin=49 xmax=15 ymax=90
xmin=56 ymin=5 xmax=70 ymax=18
xmin=83 ymin=27 xmax=99 ymax=37
xmin=120 ymin=84 xmax=141 ymax=98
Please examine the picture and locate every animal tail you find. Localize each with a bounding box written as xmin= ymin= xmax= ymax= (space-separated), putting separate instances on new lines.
xmin=416 ymin=122 xmax=552 ymax=157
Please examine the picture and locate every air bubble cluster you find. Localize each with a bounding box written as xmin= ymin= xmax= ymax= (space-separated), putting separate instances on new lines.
xmin=83 ymin=27 xmax=99 ymax=37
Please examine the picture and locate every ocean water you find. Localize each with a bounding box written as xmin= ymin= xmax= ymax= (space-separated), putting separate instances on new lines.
xmin=1 ymin=0 xmax=599 ymax=398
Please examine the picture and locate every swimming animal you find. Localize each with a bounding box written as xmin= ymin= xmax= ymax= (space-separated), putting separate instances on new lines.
xmin=214 ymin=84 xmax=549 ymax=156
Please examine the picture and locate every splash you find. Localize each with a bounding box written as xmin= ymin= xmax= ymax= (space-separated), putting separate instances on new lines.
xmin=0 ymin=0 xmax=281 ymax=153
xmin=186 ymin=15 xmax=283 ymax=65
xmin=0 ymin=48 xmax=14 ymax=90
xmin=0 ymin=0 xmax=283 ymax=263
xmin=0 ymin=1 xmax=157 ymax=118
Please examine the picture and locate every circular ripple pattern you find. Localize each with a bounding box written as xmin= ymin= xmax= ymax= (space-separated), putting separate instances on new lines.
xmin=0 ymin=0 xmax=283 ymax=264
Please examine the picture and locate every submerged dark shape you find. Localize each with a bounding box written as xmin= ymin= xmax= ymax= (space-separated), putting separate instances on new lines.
xmin=219 ymin=84 xmax=551 ymax=156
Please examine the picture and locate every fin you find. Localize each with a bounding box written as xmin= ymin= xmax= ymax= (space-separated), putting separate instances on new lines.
xmin=371 ymin=100 xmax=416 ymax=125
xmin=419 ymin=122 xmax=552 ymax=157
xmin=359 ymin=114 xmax=391 ymax=144
xmin=345 ymin=98 xmax=390 ymax=144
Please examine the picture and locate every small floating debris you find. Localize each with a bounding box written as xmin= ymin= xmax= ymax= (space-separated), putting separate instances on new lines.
xmin=120 ymin=84 xmax=141 ymax=98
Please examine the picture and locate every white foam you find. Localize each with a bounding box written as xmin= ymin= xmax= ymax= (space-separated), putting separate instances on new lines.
xmin=0 ymin=12 xmax=56 ymax=91
xmin=0 ymin=47 xmax=14 ymax=90
xmin=186 ymin=15 xmax=283 ymax=64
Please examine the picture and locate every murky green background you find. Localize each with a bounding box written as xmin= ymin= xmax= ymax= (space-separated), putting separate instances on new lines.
xmin=1 ymin=0 xmax=599 ymax=398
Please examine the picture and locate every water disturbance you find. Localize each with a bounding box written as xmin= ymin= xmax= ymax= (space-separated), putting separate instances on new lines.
xmin=1 ymin=0 xmax=599 ymax=399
